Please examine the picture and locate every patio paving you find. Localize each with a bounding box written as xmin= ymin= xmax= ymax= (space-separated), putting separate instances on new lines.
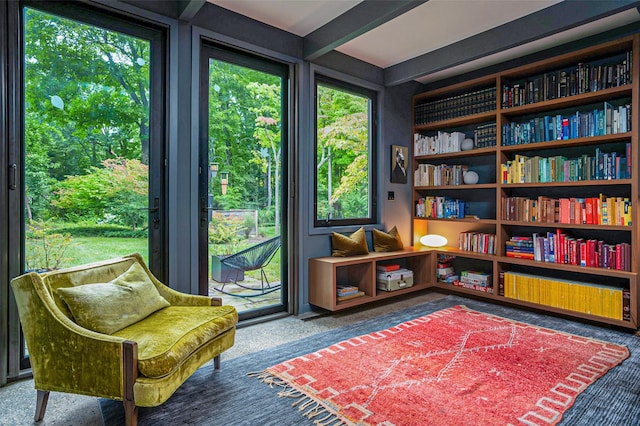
xmin=208 ymin=277 xmax=282 ymax=313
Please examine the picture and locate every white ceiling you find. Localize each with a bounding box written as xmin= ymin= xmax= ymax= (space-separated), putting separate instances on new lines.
xmin=207 ymin=0 xmax=640 ymax=85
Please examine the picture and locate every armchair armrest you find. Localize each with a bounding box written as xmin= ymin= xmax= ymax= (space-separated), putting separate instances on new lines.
xmin=11 ymin=273 xmax=132 ymax=400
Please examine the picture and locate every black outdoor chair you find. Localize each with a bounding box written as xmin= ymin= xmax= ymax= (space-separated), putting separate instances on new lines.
xmin=213 ymin=236 xmax=281 ymax=298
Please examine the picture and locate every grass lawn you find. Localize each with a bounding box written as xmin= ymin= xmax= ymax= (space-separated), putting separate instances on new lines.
xmin=64 ymin=236 xmax=148 ymax=268
xmin=63 ymin=237 xmax=281 ymax=283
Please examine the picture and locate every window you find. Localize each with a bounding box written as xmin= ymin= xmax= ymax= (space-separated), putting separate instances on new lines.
xmin=314 ymin=75 xmax=377 ymax=227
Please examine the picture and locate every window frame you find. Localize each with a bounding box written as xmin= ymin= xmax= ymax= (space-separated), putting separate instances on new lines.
xmin=313 ymin=73 xmax=378 ymax=228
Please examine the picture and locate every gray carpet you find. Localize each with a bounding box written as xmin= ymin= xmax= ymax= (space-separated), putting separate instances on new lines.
xmin=100 ymin=295 xmax=640 ymax=425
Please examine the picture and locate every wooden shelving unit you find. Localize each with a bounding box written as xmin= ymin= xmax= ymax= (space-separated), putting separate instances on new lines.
xmin=411 ymin=35 xmax=639 ymax=329
xmin=308 ymin=248 xmax=433 ymax=311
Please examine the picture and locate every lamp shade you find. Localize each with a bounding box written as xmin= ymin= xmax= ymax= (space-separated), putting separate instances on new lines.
xmin=420 ymin=234 xmax=447 ymax=247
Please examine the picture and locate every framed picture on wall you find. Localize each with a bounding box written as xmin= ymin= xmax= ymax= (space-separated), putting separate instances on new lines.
xmin=390 ymin=145 xmax=408 ymax=184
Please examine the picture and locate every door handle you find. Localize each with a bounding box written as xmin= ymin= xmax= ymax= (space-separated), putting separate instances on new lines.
xmin=151 ymin=197 xmax=160 ymax=229
xmin=9 ymin=163 xmax=16 ymax=190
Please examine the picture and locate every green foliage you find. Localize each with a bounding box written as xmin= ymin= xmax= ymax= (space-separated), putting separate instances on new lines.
xmin=25 ymin=219 xmax=75 ymax=271
xmin=53 ymin=158 xmax=148 ymax=230
xmin=208 ymin=213 xmax=245 ymax=254
xmin=54 ymin=222 xmax=146 ymax=238
xmin=316 ymin=83 xmax=371 ymax=220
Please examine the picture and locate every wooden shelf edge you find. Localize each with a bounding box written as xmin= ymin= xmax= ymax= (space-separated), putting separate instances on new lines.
xmin=414 ymin=217 xmax=497 ymax=224
xmin=500 ymin=179 xmax=632 ymax=188
xmin=499 ymin=132 xmax=632 ymax=152
xmin=414 ymin=147 xmax=496 ymax=160
xmin=497 ymin=256 xmax=636 ymax=278
xmin=415 ymin=183 xmax=496 ymax=190
xmin=414 ymin=111 xmax=496 ymax=131
xmin=499 ymin=220 xmax=632 ymax=231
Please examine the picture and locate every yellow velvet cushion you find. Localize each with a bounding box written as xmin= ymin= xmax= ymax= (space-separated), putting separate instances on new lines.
xmin=56 ymin=263 xmax=170 ymax=335
xmin=372 ymin=226 xmax=404 ymax=252
xmin=331 ymin=227 xmax=369 ymax=257
xmin=113 ymin=305 xmax=238 ymax=378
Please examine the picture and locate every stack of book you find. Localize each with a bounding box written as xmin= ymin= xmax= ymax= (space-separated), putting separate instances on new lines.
xmin=454 ymin=270 xmax=493 ymax=293
xmin=336 ymin=285 xmax=364 ymax=302
xmin=436 ymin=254 xmax=458 ymax=283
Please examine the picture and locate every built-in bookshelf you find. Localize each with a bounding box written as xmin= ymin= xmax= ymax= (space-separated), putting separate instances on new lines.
xmin=412 ymin=35 xmax=639 ymax=329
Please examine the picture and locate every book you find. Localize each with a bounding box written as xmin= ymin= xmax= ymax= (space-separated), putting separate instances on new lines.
xmin=337 ymin=291 xmax=365 ymax=302
xmin=376 ymin=263 xmax=400 ymax=272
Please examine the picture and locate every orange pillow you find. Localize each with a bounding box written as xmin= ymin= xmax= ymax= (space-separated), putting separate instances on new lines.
xmin=372 ymin=226 xmax=404 ymax=252
xmin=331 ymin=227 xmax=369 ymax=257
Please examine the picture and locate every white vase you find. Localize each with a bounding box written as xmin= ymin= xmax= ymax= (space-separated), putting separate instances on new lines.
xmin=461 ymin=138 xmax=474 ymax=151
xmin=463 ymin=170 xmax=479 ymax=185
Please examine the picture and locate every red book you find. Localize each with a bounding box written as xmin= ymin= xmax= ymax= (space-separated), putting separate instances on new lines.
xmin=587 ymin=239 xmax=597 ymax=267
xmin=377 ymin=264 xmax=400 ymax=272
xmin=585 ymin=198 xmax=594 ymax=224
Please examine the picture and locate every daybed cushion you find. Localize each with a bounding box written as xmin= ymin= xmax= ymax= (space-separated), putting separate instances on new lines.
xmin=56 ymin=263 xmax=170 ymax=334
xmin=113 ymin=305 xmax=238 ymax=378
xmin=331 ymin=227 xmax=369 ymax=257
xmin=372 ymin=226 xmax=404 ymax=252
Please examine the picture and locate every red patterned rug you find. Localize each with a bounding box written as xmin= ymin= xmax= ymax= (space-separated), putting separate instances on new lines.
xmin=252 ymin=305 xmax=629 ymax=426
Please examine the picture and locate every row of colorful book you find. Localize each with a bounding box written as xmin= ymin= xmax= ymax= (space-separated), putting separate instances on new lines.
xmin=415 ymin=196 xmax=467 ymax=219
xmin=501 ymin=102 xmax=631 ymax=145
xmin=459 ymin=231 xmax=496 ymax=255
xmin=502 ymin=194 xmax=632 ymax=226
xmin=500 ymin=271 xmax=628 ymax=320
xmin=501 ymin=147 xmax=631 ymax=184
xmin=505 ymin=233 xmax=632 ymax=271
xmin=501 ymin=51 xmax=632 ymax=108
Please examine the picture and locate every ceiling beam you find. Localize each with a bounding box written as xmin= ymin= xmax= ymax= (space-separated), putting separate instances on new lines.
xmin=303 ymin=0 xmax=427 ymax=61
xmin=177 ymin=0 xmax=207 ymax=21
xmin=384 ymin=0 xmax=640 ymax=86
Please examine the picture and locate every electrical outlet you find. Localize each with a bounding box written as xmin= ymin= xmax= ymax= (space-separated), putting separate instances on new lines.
xmin=387 ymin=191 xmax=395 ymax=201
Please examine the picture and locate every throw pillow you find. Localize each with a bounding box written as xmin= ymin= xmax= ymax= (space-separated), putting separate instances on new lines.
xmin=57 ymin=262 xmax=170 ymax=335
xmin=372 ymin=226 xmax=404 ymax=252
xmin=331 ymin=227 xmax=369 ymax=257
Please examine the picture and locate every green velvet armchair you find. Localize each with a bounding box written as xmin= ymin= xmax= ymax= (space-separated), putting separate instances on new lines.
xmin=10 ymin=253 xmax=238 ymax=426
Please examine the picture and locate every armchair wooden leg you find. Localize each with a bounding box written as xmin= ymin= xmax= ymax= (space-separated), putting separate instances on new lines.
xmin=124 ymin=401 xmax=138 ymax=426
xmin=214 ymin=354 xmax=221 ymax=370
xmin=34 ymin=390 xmax=49 ymax=422
xmin=123 ymin=340 xmax=139 ymax=426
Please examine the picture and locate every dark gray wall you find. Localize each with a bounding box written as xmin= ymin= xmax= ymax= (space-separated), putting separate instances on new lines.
xmin=88 ymin=0 xmax=640 ymax=314
xmin=94 ymin=0 xmax=414 ymax=314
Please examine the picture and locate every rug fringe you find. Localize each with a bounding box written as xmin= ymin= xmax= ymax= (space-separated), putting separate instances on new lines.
xmin=248 ymin=370 xmax=348 ymax=426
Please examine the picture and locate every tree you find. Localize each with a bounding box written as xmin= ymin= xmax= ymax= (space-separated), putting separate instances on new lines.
xmin=23 ymin=8 xmax=149 ymax=222
xmin=248 ymin=81 xmax=282 ymax=233
xmin=53 ymin=158 xmax=148 ymax=230
xmin=316 ymin=84 xmax=370 ymax=220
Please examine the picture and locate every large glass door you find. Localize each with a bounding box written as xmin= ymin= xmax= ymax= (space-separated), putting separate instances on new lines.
xmin=199 ymin=44 xmax=289 ymax=321
xmin=4 ymin=1 xmax=166 ymax=380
